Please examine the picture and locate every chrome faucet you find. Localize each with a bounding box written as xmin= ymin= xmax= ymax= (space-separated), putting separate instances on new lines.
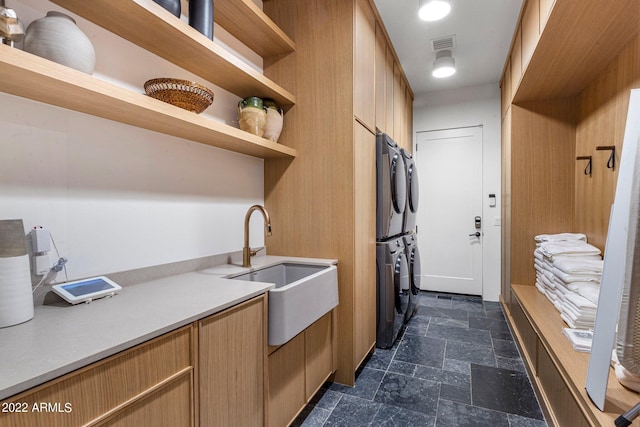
xmin=243 ymin=205 xmax=272 ymax=267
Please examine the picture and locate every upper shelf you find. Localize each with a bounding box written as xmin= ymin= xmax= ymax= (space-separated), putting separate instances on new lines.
xmin=0 ymin=45 xmax=296 ymax=159
xmin=51 ymin=0 xmax=296 ymax=110
xmin=201 ymin=0 xmax=295 ymax=57
xmin=513 ymin=0 xmax=639 ymax=103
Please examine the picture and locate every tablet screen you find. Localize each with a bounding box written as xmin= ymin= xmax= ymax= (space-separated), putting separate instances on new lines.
xmin=62 ymin=278 xmax=116 ymax=296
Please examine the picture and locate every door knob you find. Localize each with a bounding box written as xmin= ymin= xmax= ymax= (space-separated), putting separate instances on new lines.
xmin=469 ymin=232 xmax=481 ymax=238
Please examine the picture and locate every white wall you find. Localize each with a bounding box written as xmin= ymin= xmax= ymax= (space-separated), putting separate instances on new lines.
xmin=1 ymin=0 xmax=268 ymax=281
xmin=413 ymin=83 xmax=502 ymax=301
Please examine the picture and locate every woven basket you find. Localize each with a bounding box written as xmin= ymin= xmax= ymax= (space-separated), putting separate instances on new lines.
xmin=144 ymin=78 xmax=214 ymax=113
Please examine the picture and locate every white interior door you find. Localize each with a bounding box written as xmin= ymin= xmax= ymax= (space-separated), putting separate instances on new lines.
xmin=415 ymin=126 xmax=483 ymax=295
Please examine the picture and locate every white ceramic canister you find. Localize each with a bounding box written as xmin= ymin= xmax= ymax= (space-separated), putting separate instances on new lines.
xmin=0 ymin=220 xmax=34 ymax=328
xmin=24 ymin=11 xmax=96 ymax=74
xmin=238 ymin=97 xmax=267 ymax=137
xmin=263 ymin=99 xmax=284 ymax=143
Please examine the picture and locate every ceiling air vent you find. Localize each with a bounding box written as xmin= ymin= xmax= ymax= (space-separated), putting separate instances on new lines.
xmin=430 ymin=35 xmax=456 ymax=52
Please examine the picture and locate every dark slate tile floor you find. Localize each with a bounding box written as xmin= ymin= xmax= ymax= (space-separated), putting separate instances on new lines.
xmin=292 ymin=291 xmax=547 ymax=427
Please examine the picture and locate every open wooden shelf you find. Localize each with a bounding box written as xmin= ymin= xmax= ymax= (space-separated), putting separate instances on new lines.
xmin=509 ymin=285 xmax=640 ymax=426
xmin=51 ymin=0 xmax=296 ymax=110
xmin=210 ymin=0 xmax=295 ymax=57
xmin=513 ymin=0 xmax=639 ymax=103
xmin=0 ymin=45 xmax=296 ymax=159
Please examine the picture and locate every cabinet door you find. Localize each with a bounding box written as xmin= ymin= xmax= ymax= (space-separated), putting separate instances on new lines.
xmin=404 ymin=84 xmax=413 ymax=153
xmin=268 ymin=333 xmax=305 ymax=427
xmin=199 ymin=296 xmax=266 ymax=427
xmin=385 ymin=45 xmax=395 ymax=136
xmin=354 ymin=0 xmax=376 ymax=130
xmin=393 ymin=64 xmax=405 ymax=147
xmin=375 ymin=22 xmax=387 ymax=132
xmin=510 ymin=26 xmax=522 ymax=97
xmin=521 ymin=0 xmax=540 ymax=70
xmin=305 ymin=311 xmax=334 ymax=399
xmin=354 ymin=121 xmax=377 ymax=365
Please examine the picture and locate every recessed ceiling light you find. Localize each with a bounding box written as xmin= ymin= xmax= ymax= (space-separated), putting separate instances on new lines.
xmin=432 ymin=50 xmax=456 ymax=78
xmin=418 ymin=0 xmax=451 ymax=22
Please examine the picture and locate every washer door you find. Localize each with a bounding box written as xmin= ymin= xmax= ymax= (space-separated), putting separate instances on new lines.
xmin=391 ymin=153 xmax=407 ymax=214
xmin=394 ymin=252 xmax=409 ymax=314
xmin=407 ymin=162 xmax=419 ymax=214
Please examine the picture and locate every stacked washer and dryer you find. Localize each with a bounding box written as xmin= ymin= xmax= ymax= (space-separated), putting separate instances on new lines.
xmin=375 ymin=133 xmax=421 ymax=349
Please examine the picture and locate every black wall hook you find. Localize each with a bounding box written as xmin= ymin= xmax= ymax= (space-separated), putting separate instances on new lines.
xmin=596 ymin=146 xmax=616 ymax=170
xmin=576 ymin=155 xmax=592 ymax=176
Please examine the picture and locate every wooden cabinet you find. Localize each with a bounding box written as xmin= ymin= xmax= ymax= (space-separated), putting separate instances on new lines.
xmin=0 ymin=327 xmax=194 ymax=427
xmin=385 ymin=44 xmax=395 ymax=136
xmin=0 ymin=0 xmax=297 ymax=160
xmin=354 ymin=0 xmax=376 ymax=131
xmin=375 ymin=22 xmax=387 ymax=133
xmin=267 ymin=311 xmax=335 ymax=427
xmin=520 ymin=0 xmax=539 ymax=70
xmin=510 ymin=27 xmax=522 ymax=97
xmin=263 ymin=0 xmax=410 ymax=386
xmin=199 ymin=295 xmax=267 ymax=427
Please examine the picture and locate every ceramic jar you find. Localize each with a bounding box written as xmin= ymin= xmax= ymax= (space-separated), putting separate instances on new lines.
xmin=24 ymin=11 xmax=95 ymax=74
xmin=189 ymin=0 xmax=213 ymax=40
xmin=263 ymin=99 xmax=284 ymax=142
xmin=238 ymin=97 xmax=267 ymax=137
xmin=152 ymin=0 xmax=181 ymax=17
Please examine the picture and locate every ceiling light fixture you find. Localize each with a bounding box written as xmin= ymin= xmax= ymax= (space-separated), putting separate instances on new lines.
xmin=432 ymin=50 xmax=456 ymax=78
xmin=418 ymin=0 xmax=451 ymax=22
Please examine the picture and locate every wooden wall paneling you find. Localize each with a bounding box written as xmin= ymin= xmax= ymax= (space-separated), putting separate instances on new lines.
xmin=375 ymin=22 xmax=387 ymax=133
xmin=521 ymin=0 xmax=540 ymax=71
xmin=354 ymin=0 xmax=376 ymax=131
xmin=263 ymin=0 xmax=358 ymax=386
xmin=510 ymin=100 xmax=576 ymax=285
xmin=510 ymin=26 xmax=522 ymax=98
xmin=575 ymin=60 xmax=619 ymax=251
xmin=385 ymin=44 xmax=395 ymax=137
xmin=267 ymin=333 xmax=305 ymax=427
xmin=353 ymin=122 xmax=377 ymax=367
xmin=199 ymin=297 xmax=265 ymax=427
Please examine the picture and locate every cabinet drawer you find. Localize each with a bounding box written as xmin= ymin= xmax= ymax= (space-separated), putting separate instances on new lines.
xmin=0 ymin=326 xmax=193 ymax=427
xmin=510 ymin=297 xmax=538 ymax=374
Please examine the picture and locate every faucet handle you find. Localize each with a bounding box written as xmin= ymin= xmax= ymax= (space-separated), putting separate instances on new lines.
xmin=250 ymin=246 xmax=265 ymax=257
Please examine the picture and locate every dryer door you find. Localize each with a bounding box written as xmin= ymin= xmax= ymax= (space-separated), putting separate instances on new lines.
xmin=408 ymin=243 xmax=422 ymax=294
xmin=391 ymin=153 xmax=407 ymax=214
xmin=394 ymin=252 xmax=409 ymax=314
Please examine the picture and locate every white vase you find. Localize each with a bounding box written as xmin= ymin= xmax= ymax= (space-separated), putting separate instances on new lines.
xmin=24 ymin=11 xmax=95 ymax=74
xmin=263 ymin=101 xmax=284 ymax=143
xmin=0 ymin=220 xmax=33 ymax=328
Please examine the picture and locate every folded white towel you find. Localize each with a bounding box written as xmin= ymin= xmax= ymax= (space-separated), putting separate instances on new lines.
xmin=538 ymin=241 xmax=601 ymax=257
xmin=576 ymin=286 xmax=600 ymax=305
xmin=553 ymin=257 xmax=604 ymax=274
xmin=564 ymin=292 xmax=598 ymax=310
xmin=551 ymin=267 xmax=601 ymax=284
xmin=535 ymin=233 xmax=587 ymax=243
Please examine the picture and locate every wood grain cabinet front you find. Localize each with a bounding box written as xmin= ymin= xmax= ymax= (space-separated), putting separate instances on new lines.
xmin=0 ymin=326 xmax=194 ymax=427
xmin=198 ymin=295 xmax=267 ymax=427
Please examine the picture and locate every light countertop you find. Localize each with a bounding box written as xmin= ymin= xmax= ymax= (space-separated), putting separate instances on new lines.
xmin=0 ymin=255 xmax=336 ymax=401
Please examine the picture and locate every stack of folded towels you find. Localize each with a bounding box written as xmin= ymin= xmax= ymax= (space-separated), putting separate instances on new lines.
xmin=533 ymin=233 xmax=604 ymax=329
